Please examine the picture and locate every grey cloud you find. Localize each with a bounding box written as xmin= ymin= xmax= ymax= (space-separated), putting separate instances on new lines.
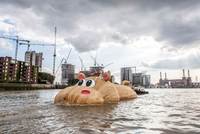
xmin=65 ymin=31 xmax=102 ymax=52
xmin=157 ymin=19 xmax=200 ymax=47
xmin=1 ymin=0 xmax=200 ymax=52
xmin=110 ymin=32 xmax=131 ymax=45
xmin=150 ymin=53 xmax=200 ymax=69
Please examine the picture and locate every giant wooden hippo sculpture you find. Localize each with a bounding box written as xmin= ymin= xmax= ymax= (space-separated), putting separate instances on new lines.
xmin=54 ymin=72 xmax=137 ymax=105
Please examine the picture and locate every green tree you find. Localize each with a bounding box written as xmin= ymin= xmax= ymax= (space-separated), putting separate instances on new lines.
xmin=38 ymin=72 xmax=55 ymax=84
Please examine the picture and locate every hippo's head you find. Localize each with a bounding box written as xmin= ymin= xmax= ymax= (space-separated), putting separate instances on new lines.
xmin=54 ymin=72 xmax=136 ymax=105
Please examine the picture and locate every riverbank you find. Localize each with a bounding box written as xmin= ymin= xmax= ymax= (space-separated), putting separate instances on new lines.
xmin=0 ymin=83 xmax=67 ymax=91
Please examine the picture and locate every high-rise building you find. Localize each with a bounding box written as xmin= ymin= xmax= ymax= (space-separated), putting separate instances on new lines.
xmin=61 ymin=63 xmax=75 ymax=85
xmin=120 ymin=67 xmax=151 ymax=87
xmin=25 ymin=51 xmax=33 ymax=65
xmin=35 ymin=53 xmax=43 ymax=72
xmin=121 ymin=67 xmax=132 ymax=84
xmin=132 ymin=73 xmax=151 ymax=88
xmin=132 ymin=73 xmax=143 ymax=86
xmin=142 ymin=74 xmax=151 ymax=88
xmin=25 ymin=51 xmax=43 ymax=71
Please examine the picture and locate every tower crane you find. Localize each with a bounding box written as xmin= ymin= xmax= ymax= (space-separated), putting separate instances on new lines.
xmin=0 ymin=35 xmax=29 ymax=60
xmin=90 ymin=51 xmax=98 ymax=66
xmin=55 ymin=48 xmax=72 ymax=75
xmin=20 ymin=27 xmax=57 ymax=76
xmin=78 ymin=55 xmax=85 ymax=71
xmin=103 ymin=62 xmax=114 ymax=68
xmin=19 ymin=42 xmax=55 ymax=50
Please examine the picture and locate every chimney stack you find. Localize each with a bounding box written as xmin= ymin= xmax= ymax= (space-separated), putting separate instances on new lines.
xmin=188 ymin=69 xmax=190 ymax=77
xmin=183 ymin=69 xmax=185 ymax=78
xmin=160 ymin=72 xmax=162 ymax=80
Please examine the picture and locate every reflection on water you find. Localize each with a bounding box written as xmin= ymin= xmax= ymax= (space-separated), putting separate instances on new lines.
xmin=0 ymin=89 xmax=200 ymax=133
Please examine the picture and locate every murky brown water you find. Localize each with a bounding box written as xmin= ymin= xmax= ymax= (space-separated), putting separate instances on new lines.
xmin=0 ymin=88 xmax=200 ymax=134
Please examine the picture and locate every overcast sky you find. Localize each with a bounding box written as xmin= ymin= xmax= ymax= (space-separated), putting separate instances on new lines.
xmin=1 ymin=0 xmax=200 ymax=83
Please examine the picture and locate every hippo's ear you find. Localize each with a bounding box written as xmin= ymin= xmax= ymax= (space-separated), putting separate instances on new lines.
xmin=78 ymin=72 xmax=86 ymax=80
xmin=103 ymin=72 xmax=111 ymax=81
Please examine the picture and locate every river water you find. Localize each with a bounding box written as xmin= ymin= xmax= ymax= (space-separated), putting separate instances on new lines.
xmin=0 ymin=88 xmax=200 ymax=134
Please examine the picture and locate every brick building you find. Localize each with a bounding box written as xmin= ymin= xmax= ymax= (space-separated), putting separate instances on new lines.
xmin=0 ymin=57 xmax=38 ymax=83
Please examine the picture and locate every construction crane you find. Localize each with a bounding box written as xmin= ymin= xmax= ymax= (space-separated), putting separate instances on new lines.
xmin=78 ymin=55 xmax=85 ymax=71
xmin=55 ymin=48 xmax=72 ymax=75
xmin=53 ymin=27 xmax=57 ymax=76
xmin=19 ymin=42 xmax=56 ymax=74
xmin=90 ymin=51 xmax=98 ymax=66
xmin=18 ymin=27 xmax=57 ymax=76
xmin=103 ymin=62 xmax=114 ymax=68
xmin=0 ymin=35 xmax=29 ymax=60
xmin=19 ymin=42 xmax=55 ymax=49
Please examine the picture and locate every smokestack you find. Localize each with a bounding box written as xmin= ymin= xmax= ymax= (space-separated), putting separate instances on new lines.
xmin=160 ymin=72 xmax=162 ymax=80
xmin=183 ymin=69 xmax=185 ymax=78
xmin=165 ymin=72 xmax=167 ymax=80
xmin=188 ymin=69 xmax=190 ymax=77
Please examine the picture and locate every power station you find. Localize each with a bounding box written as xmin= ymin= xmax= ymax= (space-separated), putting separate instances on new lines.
xmin=159 ymin=69 xmax=193 ymax=88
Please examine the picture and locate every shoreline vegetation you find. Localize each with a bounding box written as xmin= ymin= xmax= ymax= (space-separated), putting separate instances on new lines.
xmin=0 ymin=83 xmax=67 ymax=91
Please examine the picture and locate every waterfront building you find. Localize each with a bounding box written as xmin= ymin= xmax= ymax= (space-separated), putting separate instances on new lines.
xmin=142 ymin=74 xmax=151 ymax=88
xmin=0 ymin=56 xmax=38 ymax=83
xmin=121 ymin=67 xmax=133 ymax=84
xmin=25 ymin=51 xmax=43 ymax=71
xmin=18 ymin=61 xmax=31 ymax=82
xmin=61 ymin=63 xmax=75 ymax=85
xmin=0 ymin=57 xmax=17 ymax=82
xmin=132 ymin=73 xmax=142 ymax=86
xmin=120 ymin=67 xmax=151 ymax=87
xmin=132 ymin=73 xmax=151 ymax=88
xmin=30 ymin=65 xmax=39 ymax=83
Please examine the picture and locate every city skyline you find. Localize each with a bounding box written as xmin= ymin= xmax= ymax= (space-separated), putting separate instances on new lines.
xmin=1 ymin=0 xmax=200 ymax=83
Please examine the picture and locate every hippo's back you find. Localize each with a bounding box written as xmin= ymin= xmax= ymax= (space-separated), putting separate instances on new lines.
xmin=115 ymin=85 xmax=137 ymax=100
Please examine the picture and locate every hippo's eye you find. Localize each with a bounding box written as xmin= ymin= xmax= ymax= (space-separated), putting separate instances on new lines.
xmin=78 ymin=79 xmax=86 ymax=86
xmin=86 ymin=80 xmax=95 ymax=87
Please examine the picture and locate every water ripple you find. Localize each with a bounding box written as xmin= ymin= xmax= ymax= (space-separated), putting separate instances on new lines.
xmin=1 ymin=88 xmax=200 ymax=133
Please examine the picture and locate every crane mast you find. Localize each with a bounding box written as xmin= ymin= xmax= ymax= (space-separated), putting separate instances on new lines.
xmin=53 ymin=27 xmax=57 ymax=76
xmin=0 ymin=35 xmax=29 ymax=60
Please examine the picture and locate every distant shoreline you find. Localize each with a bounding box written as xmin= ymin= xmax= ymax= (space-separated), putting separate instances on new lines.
xmin=0 ymin=83 xmax=67 ymax=91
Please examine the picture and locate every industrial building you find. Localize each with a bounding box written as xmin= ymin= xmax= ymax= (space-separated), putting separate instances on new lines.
xmin=61 ymin=63 xmax=75 ymax=85
xmin=25 ymin=51 xmax=43 ymax=72
xmin=159 ymin=69 xmax=192 ymax=88
xmin=0 ymin=56 xmax=38 ymax=83
xmin=121 ymin=67 xmax=151 ymax=88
